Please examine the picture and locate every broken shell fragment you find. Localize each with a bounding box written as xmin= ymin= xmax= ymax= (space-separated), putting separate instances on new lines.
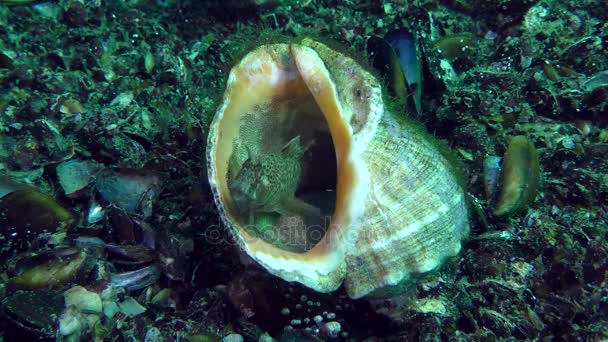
xmin=207 ymin=38 xmax=470 ymax=298
xmin=58 ymin=98 xmax=85 ymax=115
xmin=64 ymin=285 xmax=103 ymax=314
xmin=483 ymin=155 xmax=502 ymax=201
xmin=56 ymin=159 xmax=100 ymax=197
xmin=493 ymin=136 xmax=540 ymax=216
xmin=94 ymin=168 xmax=161 ymax=218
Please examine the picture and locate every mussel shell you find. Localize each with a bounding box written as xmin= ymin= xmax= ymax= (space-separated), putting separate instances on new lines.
xmin=1 ymin=289 xmax=64 ymax=340
xmin=367 ymin=35 xmax=408 ymax=101
xmin=493 ymin=136 xmax=540 ymax=216
xmin=385 ymin=29 xmax=423 ymax=114
xmin=109 ymin=264 xmax=161 ymax=291
xmin=0 ymin=190 xmax=76 ymax=257
xmin=7 ymin=249 xmax=88 ymax=291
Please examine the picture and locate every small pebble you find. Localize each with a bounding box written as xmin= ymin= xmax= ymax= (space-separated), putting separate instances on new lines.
xmin=223 ymin=334 xmax=244 ymax=342
xmin=144 ymin=327 xmax=163 ymax=342
xmin=290 ymin=319 xmax=302 ymax=326
xmin=295 ymin=304 xmax=302 ymax=309
xmin=320 ymin=321 xmax=341 ymax=339
xmin=561 ymin=137 xmax=576 ymax=149
xmin=280 ymin=307 xmax=290 ymax=315
xmin=326 ymin=312 xmax=336 ymax=319
xmin=257 ymin=333 xmax=274 ymax=342
xmin=313 ymin=315 xmax=323 ymax=324
xmin=300 ymin=295 xmax=308 ymax=302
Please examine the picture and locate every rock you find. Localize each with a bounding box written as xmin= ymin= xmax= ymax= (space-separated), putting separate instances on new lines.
xmin=222 ymin=333 xmax=244 ymax=342
xmin=118 ymin=297 xmax=146 ymax=317
xmin=320 ymin=321 xmax=341 ymax=339
xmin=64 ymin=285 xmax=103 ymax=314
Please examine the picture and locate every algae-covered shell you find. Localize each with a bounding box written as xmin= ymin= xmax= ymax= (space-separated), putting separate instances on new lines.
xmin=206 ymin=38 xmax=470 ymax=298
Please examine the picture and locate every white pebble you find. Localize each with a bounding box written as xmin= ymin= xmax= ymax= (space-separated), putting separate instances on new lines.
xmin=320 ymin=321 xmax=341 ymax=339
xmin=222 ymin=334 xmax=244 ymax=342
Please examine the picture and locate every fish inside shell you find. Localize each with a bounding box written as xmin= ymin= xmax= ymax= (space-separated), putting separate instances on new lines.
xmin=214 ymin=45 xmax=341 ymax=253
xmin=207 ymin=39 xmax=469 ymax=299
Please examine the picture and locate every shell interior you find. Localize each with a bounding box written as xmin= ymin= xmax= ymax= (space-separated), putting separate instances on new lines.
xmin=212 ymin=44 xmax=344 ymax=253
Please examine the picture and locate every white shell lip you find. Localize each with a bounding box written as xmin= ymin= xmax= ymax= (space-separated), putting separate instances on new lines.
xmin=207 ymin=40 xmax=469 ymax=298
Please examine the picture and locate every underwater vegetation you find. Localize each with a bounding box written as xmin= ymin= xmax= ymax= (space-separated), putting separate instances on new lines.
xmin=0 ymin=0 xmax=607 ymax=341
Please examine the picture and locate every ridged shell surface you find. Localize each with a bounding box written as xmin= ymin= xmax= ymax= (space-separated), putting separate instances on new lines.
xmin=207 ymin=38 xmax=470 ymax=299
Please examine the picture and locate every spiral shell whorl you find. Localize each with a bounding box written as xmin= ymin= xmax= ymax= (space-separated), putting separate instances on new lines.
xmin=345 ymin=112 xmax=469 ymax=298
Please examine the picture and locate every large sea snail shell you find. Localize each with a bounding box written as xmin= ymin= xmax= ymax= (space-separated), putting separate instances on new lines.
xmin=207 ymin=38 xmax=470 ymax=299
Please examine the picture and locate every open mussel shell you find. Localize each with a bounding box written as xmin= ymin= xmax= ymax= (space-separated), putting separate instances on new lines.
xmin=368 ymin=29 xmax=423 ymax=115
xmin=1 ymin=289 xmax=65 ymax=340
xmin=7 ymin=248 xmax=88 ymax=291
xmin=0 ymin=187 xmax=77 ymax=257
xmin=0 ymin=175 xmax=36 ymax=198
xmin=367 ymin=36 xmax=409 ymax=101
xmin=385 ymin=29 xmax=423 ymax=114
